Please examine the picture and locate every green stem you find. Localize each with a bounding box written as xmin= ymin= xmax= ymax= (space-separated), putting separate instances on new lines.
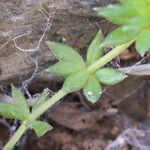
xmin=87 ymin=39 xmax=135 ymax=73
xmin=3 ymin=39 xmax=135 ymax=150
xmin=30 ymin=90 xmax=66 ymax=120
xmin=3 ymin=90 xmax=66 ymax=150
xmin=3 ymin=122 xmax=27 ymax=150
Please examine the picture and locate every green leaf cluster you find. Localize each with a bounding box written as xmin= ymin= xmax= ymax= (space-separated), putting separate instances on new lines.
xmin=27 ymin=120 xmax=53 ymax=137
xmin=46 ymin=31 xmax=126 ymax=103
xmin=0 ymin=86 xmax=53 ymax=137
xmin=94 ymin=0 xmax=150 ymax=56
xmin=0 ymin=85 xmax=30 ymax=120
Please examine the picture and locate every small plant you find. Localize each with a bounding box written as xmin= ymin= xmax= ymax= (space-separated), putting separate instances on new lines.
xmin=0 ymin=86 xmax=53 ymax=150
xmin=1 ymin=0 xmax=150 ymax=149
xmin=94 ymin=0 xmax=150 ymax=56
xmin=46 ymin=32 xmax=126 ymax=103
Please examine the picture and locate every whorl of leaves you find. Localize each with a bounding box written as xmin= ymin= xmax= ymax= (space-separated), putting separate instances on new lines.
xmin=94 ymin=0 xmax=150 ymax=56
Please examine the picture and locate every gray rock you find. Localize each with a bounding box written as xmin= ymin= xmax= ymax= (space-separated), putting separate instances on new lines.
xmin=0 ymin=0 xmax=116 ymax=86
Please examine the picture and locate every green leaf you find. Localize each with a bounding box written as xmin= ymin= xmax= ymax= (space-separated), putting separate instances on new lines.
xmin=83 ymin=75 xmax=102 ymax=104
xmin=96 ymin=68 xmax=127 ymax=85
xmin=0 ymin=103 xmax=16 ymax=119
xmin=62 ymin=71 xmax=88 ymax=93
xmin=121 ymin=0 xmax=143 ymax=6
xmin=11 ymin=106 xmax=29 ymax=120
xmin=121 ymin=0 xmax=139 ymax=5
xmin=46 ymin=60 xmax=82 ymax=77
xmin=123 ymin=16 xmax=150 ymax=31
xmin=87 ymin=30 xmax=103 ymax=66
xmin=27 ymin=120 xmax=53 ymax=137
xmin=101 ymin=27 xmax=139 ymax=47
xmin=46 ymin=41 xmax=84 ymax=66
xmin=121 ymin=0 xmax=150 ymax=15
xmin=12 ymin=85 xmax=30 ymax=117
xmin=94 ymin=5 xmax=137 ymax=25
xmin=32 ymin=89 xmax=49 ymax=112
xmin=94 ymin=0 xmax=150 ymax=57
xmin=136 ymin=28 xmax=150 ymax=56
xmin=0 ymin=103 xmax=29 ymax=120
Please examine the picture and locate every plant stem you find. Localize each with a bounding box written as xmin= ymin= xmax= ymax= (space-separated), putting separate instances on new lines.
xmin=3 ymin=90 xmax=66 ymax=150
xmin=3 ymin=40 xmax=135 ymax=150
xmin=87 ymin=39 xmax=135 ymax=73
xmin=3 ymin=122 xmax=27 ymax=150
xmin=30 ymin=90 xmax=66 ymax=120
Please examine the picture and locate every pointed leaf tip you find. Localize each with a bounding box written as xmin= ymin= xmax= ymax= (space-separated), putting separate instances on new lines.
xmin=96 ymin=68 xmax=127 ymax=85
xmin=0 ymin=103 xmax=16 ymax=119
xmin=87 ymin=30 xmax=103 ymax=66
xmin=27 ymin=120 xmax=53 ymax=137
xmin=83 ymin=75 xmax=102 ymax=104
xmin=46 ymin=41 xmax=84 ymax=66
xmin=11 ymin=85 xmax=30 ymax=120
xmin=46 ymin=61 xmax=82 ymax=77
xmin=102 ymin=27 xmax=139 ymax=47
xmin=32 ymin=89 xmax=49 ymax=112
xmin=136 ymin=28 xmax=150 ymax=57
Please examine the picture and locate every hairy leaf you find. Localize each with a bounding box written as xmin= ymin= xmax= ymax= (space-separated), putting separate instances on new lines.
xmin=27 ymin=120 xmax=53 ymax=137
xmin=32 ymin=89 xmax=49 ymax=112
xmin=123 ymin=16 xmax=150 ymax=31
xmin=95 ymin=0 xmax=150 ymax=56
xmin=62 ymin=71 xmax=88 ymax=93
xmin=46 ymin=61 xmax=82 ymax=77
xmin=0 ymin=103 xmax=16 ymax=119
xmin=136 ymin=28 xmax=150 ymax=56
xmin=121 ymin=0 xmax=150 ymax=15
xmin=101 ymin=27 xmax=139 ymax=47
xmin=11 ymin=107 xmax=30 ymax=120
xmin=46 ymin=41 xmax=84 ymax=66
xmin=83 ymin=75 xmax=101 ymax=103
xmin=0 ymin=103 xmax=29 ymax=120
xmin=96 ymin=68 xmax=127 ymax=85
xmin=87 ymin=31 xmax=103 ymax=66
xmin=94 ymin=5 xmax=136 ymax=25
xmin=12 ymin=85 xmax=30 ymax=117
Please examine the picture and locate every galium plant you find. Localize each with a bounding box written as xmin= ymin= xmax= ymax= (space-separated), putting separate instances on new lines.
xmin=46 ymin=32 xmax=127 ymax=103
xmin=94 ymin=0 xmax=150 ymax=56
xmin=1 ymin=0 xmax=150 ymax=149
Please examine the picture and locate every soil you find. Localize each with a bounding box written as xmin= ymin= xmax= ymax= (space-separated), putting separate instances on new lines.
xmin=1 ymin=70 xmax=150 ymax=150
xmin=24 ymin=75 xmax=150 ymax=150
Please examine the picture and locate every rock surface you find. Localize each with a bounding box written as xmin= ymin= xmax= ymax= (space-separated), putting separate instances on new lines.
xmin=0 ymin=0 xmax=116 ymax=86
